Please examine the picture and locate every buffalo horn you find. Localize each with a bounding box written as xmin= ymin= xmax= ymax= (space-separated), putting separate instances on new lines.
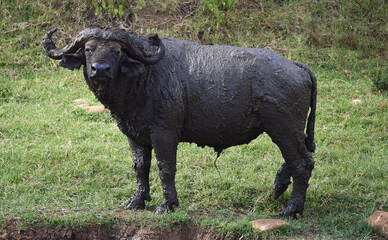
xmin=41 ymin=28 xmax=99 ymax=60
xmin=124 ymin=33 xmax=165 ymax=65
xmin=42 ymin=27 xmax=165 ymax=64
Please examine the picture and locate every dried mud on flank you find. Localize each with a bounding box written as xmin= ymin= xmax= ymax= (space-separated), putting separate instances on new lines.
xmin=0 ymin=218 xmax=220 ymax=240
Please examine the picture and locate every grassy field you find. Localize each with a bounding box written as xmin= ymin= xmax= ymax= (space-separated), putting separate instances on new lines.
xmin=0 ymin=0 xmax=387 ymax=239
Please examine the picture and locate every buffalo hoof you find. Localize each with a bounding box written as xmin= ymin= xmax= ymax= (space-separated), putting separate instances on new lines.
xmin=155 ymin=199 xmax=179 ymax=215
xmin=126 ymin=193 xmax=151 ymax=210
xmin=278 ymin=203 xmax=304 ymax=219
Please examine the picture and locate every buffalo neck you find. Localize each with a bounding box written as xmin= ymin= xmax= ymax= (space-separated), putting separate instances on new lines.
xmin=83 ymin=66 xmax=152 ymax=119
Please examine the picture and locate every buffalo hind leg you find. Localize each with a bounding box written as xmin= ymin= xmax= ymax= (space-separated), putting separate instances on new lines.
xmin=273 ymin=157 xmax=315 ymax=200
xmin=269 ymin=132 xmax=315 ymax=218
xmin=126 ymin=139 xmax=152 ymax=209
xmin=151 ymin=130 xmax=179 ymax=214
xmin=273 ymin=163 xmax=292 ymax=199
xmin=280 ymin=152 xmax=314 ymax=217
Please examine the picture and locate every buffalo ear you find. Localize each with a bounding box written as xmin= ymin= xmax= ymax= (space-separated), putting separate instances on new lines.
xmin=121 ymin=54 xmax=146 ymax=78
xmin=59 ymin=51 xmax=84 ymax=70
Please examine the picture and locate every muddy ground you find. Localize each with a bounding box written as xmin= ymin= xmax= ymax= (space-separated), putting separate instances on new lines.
xmin=0 ymin=218 xmax=221 ymax=240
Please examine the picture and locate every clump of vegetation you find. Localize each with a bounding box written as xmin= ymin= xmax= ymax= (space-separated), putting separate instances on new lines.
xmin=92 ymin=0 xmax=126 ymax=19
xmin=200 ymin=0 xmax=235 ymax=26
xmin=0 ymin=0 xmax=387 ymax=239
xmin=372 ymin=69 xmax=388 ymax=91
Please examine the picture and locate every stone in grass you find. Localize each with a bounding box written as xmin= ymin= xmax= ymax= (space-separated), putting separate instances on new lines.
xmin=74 ymin=98 xmax=108 ymax=113
xmin=250 ymin=219 xmax=290 ymax=233
xmin=366 ymin=211 xmax=388 ymax=237
xmin=87 ymin=105 xmax=108 ymax=113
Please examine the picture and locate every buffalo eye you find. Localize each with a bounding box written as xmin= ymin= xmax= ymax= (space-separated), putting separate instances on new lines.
xmin=112 ymin=49 xmax=120 ymax=55
xmin=85 ymin=48 xmax=92 ymax=54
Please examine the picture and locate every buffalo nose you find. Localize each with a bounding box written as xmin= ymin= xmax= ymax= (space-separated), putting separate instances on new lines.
xmin=91 ymin=63 xmax=111 ymax=76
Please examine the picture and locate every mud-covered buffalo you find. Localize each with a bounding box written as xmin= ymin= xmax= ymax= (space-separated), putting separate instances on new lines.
xmin=42 ymin=27 xmax=317 ymax=217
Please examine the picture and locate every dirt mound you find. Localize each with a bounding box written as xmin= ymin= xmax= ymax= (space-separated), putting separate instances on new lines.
xmin=0 ymin=218 xmax=220 ymax=240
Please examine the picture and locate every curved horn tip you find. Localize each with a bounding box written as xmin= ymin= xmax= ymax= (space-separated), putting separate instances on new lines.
xmin=45 ymin=28 xmax=58 ymax=38
xmin=42 ymin=27 xmax=63 ymax=60
xmin=147 ymin=34 xmax=160 ymax=45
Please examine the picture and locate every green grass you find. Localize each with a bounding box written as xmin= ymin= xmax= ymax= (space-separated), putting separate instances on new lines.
xmin=1 ymin=0 xmax=387 ymax=239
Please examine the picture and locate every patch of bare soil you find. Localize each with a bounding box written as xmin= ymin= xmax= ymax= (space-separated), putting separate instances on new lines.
xmin=0 ymin=218 xmax=221 ymax=240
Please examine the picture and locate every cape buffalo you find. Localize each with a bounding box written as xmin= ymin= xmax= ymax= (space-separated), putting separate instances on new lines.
xmin=42 ymin=27 xmax=317 ymax=217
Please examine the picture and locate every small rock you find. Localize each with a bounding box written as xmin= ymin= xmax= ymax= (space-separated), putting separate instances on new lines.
xmin=87 ymin=105 xmax=108 ymax=113
xmin=74 ymin=98 xmax=87 ymax=104
xmin=250 ymin=219 xmax=290 ymax=233
xmin=77 ymin=103 xmax=90 ymax=109
xmin=366 ymin=211 xmax=388 ymax=237
xmin=73 ymin=99 xmax=108 ymax=113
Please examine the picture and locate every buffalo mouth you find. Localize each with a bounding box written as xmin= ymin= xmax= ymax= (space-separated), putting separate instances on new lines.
xmin=89 ymin=75 xmax=112 ymax=84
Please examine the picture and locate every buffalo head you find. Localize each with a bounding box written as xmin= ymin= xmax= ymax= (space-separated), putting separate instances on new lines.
xmin=41 ymin=27 xmax=165 ymax=83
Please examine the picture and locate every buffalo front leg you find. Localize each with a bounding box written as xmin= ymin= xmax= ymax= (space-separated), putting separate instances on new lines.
xmin=151 ymin=130 xmax=179 ymax=214
xmin=126 ymin=138 xmax=152 ymax=210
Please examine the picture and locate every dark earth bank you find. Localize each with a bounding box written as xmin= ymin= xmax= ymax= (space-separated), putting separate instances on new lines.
xmin=0 ymin=218 xmax=221 ymax=240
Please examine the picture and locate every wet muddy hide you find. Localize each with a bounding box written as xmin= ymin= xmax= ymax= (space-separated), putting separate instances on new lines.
xmin=42 ymin=27 xmax=317 ymax=217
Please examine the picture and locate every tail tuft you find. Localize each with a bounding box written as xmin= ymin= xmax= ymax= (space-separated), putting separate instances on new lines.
xmin=305 ymin=135 xmax=316 ymax=153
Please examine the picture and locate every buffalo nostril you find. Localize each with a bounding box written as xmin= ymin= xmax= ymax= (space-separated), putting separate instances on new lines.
xmin=91 ymin=63 xmax=111 ymax=75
